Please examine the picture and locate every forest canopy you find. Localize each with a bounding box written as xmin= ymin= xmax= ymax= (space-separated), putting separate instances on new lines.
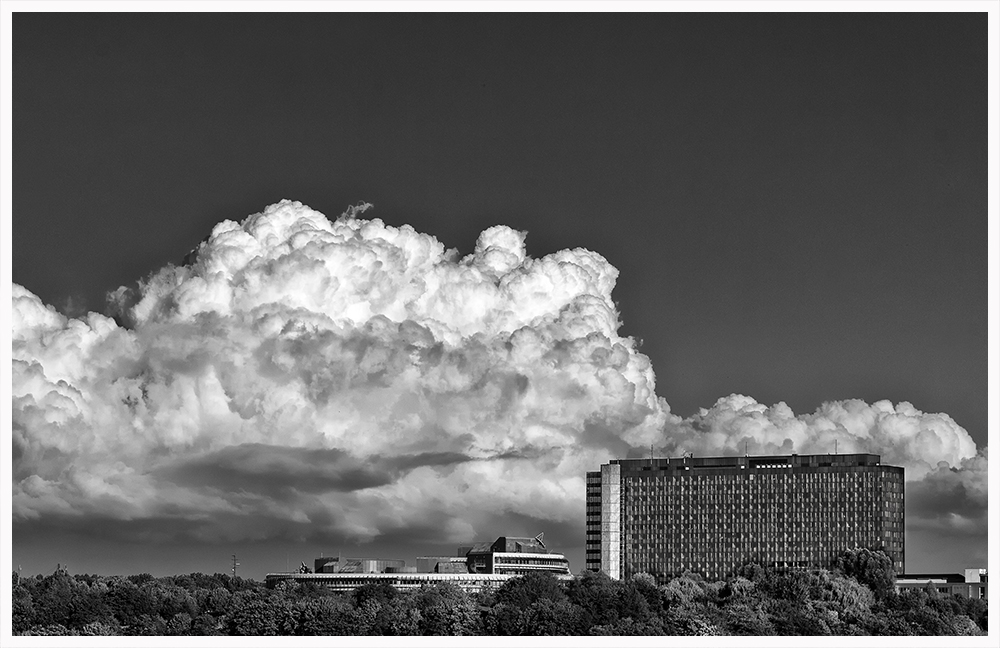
xmin=12 ymin=550 xmax=987 ymax=636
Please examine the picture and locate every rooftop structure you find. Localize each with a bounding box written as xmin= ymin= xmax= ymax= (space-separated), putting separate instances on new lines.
xmin=464 ymin=533 xmax=571 ymax=576
xmin=415 ymin=556 xmax=470 ymax=573
xmin=314 ymin=557 xmax=406 ymax=574
xmin=281 ymin=533 xmax=570 ymax=592
xmin=264 ymin=571 xmax=573 ymax=593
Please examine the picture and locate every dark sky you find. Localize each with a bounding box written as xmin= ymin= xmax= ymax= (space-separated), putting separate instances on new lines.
xmin=10 ymin=12 xmax=989 ymax=579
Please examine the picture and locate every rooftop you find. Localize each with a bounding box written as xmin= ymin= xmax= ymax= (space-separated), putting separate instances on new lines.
xmin=602 ymin=453 xmax=898 ymax=472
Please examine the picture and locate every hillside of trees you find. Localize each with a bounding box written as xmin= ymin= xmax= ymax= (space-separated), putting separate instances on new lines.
xmin=12 ymin=549 xmax=987 ymax=636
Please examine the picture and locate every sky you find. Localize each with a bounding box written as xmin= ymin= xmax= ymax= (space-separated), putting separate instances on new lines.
xmin=4 ymin=10 xmax=993 ymax=581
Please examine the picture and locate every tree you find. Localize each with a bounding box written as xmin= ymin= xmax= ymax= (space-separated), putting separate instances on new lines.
xmin=128 ymin=573 xmax=155 ymax=586
xmin=614 ymin=579 xmax=653 ymax=623
xmin=566 ymin=570 xmax=620 ymax=628
xmin=494 ymin=572 xmax=567 ymax=609
xmin=20 ymin=623 xmax=76 ymax=636
xmin=905 ymin=606 xmax=951 ymax=635
xmin=370 ymin=602 xmax=421 ymax=635
xmin=523 ymin=598 xmax=584 ymax=635
xmin=832 ymin=548 xmax=895 ymax=598
xmin=660 ymin=574 xmax=705 ymax=608
xmin=103 ymin=576 xmax=155 ymax=627
xmin=165 ymin=612 xmax=193 ymax=635
xmin=191 ymin=612 xmax=223 ymax=635
xmin=225 ymin=590 xmax=281 ymax=636
xmin=954 ymin=595 xmax=987 ymax=632
xmin=589 ymin=616 xmax=666 ymax=635
xmin=484 ymin=602 xmax=530 ymax=635
xmin=133 ymin=613 xmax=167 ymax=636
xmin=631 ymin=573 xmax=666 ymax=619
xmin=947 ymin=615 xmax=984 ymax=636
xmin=721 ymin=576 xmax=758 ymax=602
xmin=765 ymin=599 xmax=832 ymax=635
xmin=293 ymin=595 xmax=357 ymax=635
xmin=828 ymin=573 xmax=875 ymax=622
xmin=78 ymin=620 xmax=120 ymax=636
xmin=761 ymin=570 xmax=812 ymax=601
xmin=413 ymin=583 xmax=480 ymax=635
xmin=353 ymin=581 xmax=398 ymax=609
xmin=724 ymin=601 xmax=775 ymax=635
xmin=201 ymin=586 xmax=232 ymax=617
xmin=27 ymin=568 xmax=109 ymax=630
xmin=12 ymin=584 xmax=35 ymax=633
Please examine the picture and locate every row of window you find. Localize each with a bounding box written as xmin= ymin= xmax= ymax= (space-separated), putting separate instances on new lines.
xmin=620 ymin=469 xmax=901 ymax=482
xmin=494 ymin=558 xmax=567 ymax=566
xmin=623 ymin=512 xmax=893 ymax=521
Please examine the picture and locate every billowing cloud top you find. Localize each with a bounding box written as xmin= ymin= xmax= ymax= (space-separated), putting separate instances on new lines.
xmin=13 ymin=200 xmax=665 ymax=545
xmin=663 ymin=394 xmax=978 ymax=481
xmin=12 ymin=200 xmax=986 ymax=555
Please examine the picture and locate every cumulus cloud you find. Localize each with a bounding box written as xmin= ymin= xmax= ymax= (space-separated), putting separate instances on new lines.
xmin=13 ymin=200 xmax=665 ymax=546
xmin=660 ymin=394 xmax=978 ymax=481
xmin=11 ymin=200 xmax=986 ymax=559
xmin=656 ymin=394 xmax=986 ymax=565
xmin=906 ymin=447 xmax=988 ymax=532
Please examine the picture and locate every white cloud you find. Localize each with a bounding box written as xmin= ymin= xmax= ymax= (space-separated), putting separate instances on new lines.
xmin=12 ymin=200 xmax=663 ymax=544
xmin=11 ymin=200 xmax=986 ymax=555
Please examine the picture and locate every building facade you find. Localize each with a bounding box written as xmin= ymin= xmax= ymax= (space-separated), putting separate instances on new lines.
xmin=464 ymin=534 xmax=570 ymax=576
xmin=587 ymin=453 xmax=904 ymax=582
xmin=415 ymin=556 xmax=469 ymax=573
xmin=265 ymin=571 xmax=573 ymax=593
xmin=314 ymin=557 xmax=406 ymax=574
xmin=896 ymin=569 xmax=987 ymax=599
xmin=278 ymin=534 xmax=569 ymax=593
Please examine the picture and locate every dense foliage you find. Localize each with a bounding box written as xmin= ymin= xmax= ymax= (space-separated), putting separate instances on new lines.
xmin=12 ymin=552 xmax=987 ymax=636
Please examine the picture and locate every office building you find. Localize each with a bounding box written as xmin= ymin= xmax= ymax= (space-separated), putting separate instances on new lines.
xmin=464 ymin=534 xmax=571 ymax=576
xmin=415 ymin=556 xmax=470 ymax=573
xmin=314 ymin=557 xmax=406 ymax=574
xmin=270 ymin=534 xmax=570 ymax=592
xmin=586 ymin=453 xmax=904 ymax=582
xmin=265 ymin=571 xmax=573 ymax=593
xmin=896 ymin=569 xmax=987 ymax=599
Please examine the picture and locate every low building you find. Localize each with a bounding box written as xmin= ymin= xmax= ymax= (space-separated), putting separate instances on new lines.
xmin=265 ymin=571 xmax=572 ymax=593
xmin=271 ymin=533 xmax=571 ymax=592
xmin=383 ymin=566 xmax=418 ymax=573
xmin=415 ymin=556 xmax=469 ymax=573
xmin=314 ymin=557 xmax=406 ymax=574
xmin=896 ymin=569 xmax=987 ymax=599
xmin=464 ymin=534 xmax=571 ymax=576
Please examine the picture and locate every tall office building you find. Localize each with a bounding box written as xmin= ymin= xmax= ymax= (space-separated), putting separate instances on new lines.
xmin=586 ymin=453 xmax=904 ymax=582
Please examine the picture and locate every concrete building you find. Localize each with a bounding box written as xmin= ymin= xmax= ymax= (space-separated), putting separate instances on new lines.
xmin=415 ymin=556 xmax=470 ymax=573
xmin=587 ymin=453 xmax=905 ymax=582
xmin=464 ymin=534 xmax=571 ymax=576
xmin=270 ymin=534 xmax=570 ymax=592
xmin=314 ymin=557 xmax=406 ymax=574
xmin=265 ymin=571 xmax=573 ymax=593
xmin=896 ymin=569 xmax=987 ymax=599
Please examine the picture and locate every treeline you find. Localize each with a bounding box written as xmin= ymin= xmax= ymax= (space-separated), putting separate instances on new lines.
xmin=12 ymin=549 xmax=987 ymax=636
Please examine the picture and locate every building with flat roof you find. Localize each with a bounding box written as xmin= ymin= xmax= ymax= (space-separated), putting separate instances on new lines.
xmin=265 ymin=571 xmax=573 ymax=593
xmin=314 ymin=557 xmax=406 ymax=574
xmin=273 ymin=534 xmax=570 ymax=592
xmin=415 ymin=556 xmax=470 ymax=573
xmin=587 ymin=453 xmax=904 ymax=582
xmin=464 ymin=533 xmax=570 ymax=576
xmin=896 ymin=569 xmax=987 ymax=599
